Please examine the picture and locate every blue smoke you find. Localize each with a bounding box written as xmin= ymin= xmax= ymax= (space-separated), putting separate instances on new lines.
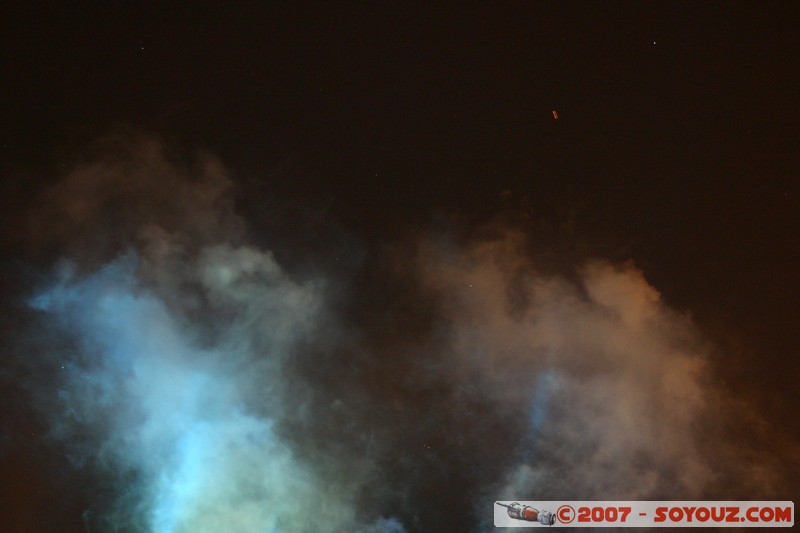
xmin=520 ymin=367 xmax=555 ymax=463
xmin=29 ymin=250 xmax=399 ymax=532
xmin=529 ymin=368 xmax=555 ymax=434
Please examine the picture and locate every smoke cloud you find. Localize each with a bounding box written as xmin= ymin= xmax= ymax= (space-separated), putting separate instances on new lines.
xmin=413 ymin=231 xmax=767 ymax=500
xmin=23 ymin=134 xmax=402 ymax=532
xmin=13 ymin=134 xmax=793 ymax=532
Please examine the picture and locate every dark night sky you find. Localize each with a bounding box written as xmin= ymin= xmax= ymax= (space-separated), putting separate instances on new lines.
xmin=1 ymin=2 xmax=798 ymax=532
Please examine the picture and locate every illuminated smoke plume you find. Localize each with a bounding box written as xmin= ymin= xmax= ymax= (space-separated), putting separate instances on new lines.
xmin=410 ymin=229 xmax=792 ymax=513
xmin=26 ymin=134 xmax=403 ymax=532
xmin=18 ymin=134 xmax=792 ymax=532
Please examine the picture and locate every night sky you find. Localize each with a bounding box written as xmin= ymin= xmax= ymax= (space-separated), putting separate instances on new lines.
xmin=1 ymin=3 xmax=798 ymax=532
